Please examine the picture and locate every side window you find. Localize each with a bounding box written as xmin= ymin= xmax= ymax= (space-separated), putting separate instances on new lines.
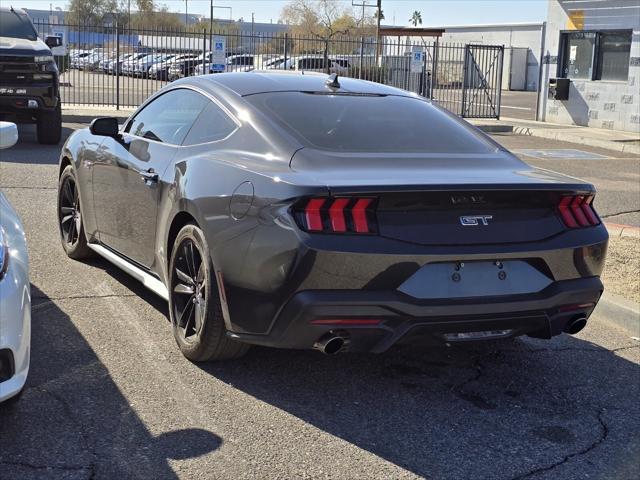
xmin=182 ymin=101 xmax=237 ymax=146
xmin=299 ymin=58 xmax=321 ymax=69
xmin=126 ymin=89 xmax=209 ymax=145
xmin=312 ymin=58 xmax=327 ymax=69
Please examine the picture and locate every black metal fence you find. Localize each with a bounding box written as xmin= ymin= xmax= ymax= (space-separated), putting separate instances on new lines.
xmin=33 ymin=21 xmax=503 ymax=118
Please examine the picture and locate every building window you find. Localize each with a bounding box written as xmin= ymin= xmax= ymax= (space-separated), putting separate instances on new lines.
xmin=559 ymin=30 xmax=632 ymax=81
xmin=562 ymin=32 xmax=596 ymax=79
xmin=597 ymin=31 xmax=632 ymax=81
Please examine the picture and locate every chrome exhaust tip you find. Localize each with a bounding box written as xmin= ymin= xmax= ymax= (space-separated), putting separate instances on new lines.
xmin=313 ymin=331 xmax=350 ymax=355
xmin=564 ymin=316 xmax=588 ymax=335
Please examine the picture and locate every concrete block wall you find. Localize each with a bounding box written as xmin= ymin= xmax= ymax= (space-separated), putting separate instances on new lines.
xmin=540 ymin=0 xmax=640 ymax=133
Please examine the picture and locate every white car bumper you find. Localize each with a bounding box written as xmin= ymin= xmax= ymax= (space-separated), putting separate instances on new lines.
xmin=0 ymin=194 xmax=31 ymax=403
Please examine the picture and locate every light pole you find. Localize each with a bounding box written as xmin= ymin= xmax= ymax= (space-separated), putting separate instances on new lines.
xmin=185 ymin=0 xmax=188 ymax=27
xmin=251 ymin=12 xmax=255 ymax=55
xmin=352 ymin=0 xmax=377 ymax=70
xmin=376 ymin=0 xmax=382 ymax=64
xmin=352 ymin=1 xmax=376 ymax=31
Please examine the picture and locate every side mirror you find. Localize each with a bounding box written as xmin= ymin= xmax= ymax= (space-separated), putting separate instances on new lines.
xmin=0 ymin=122 xmax=19 ymax=149
xmin=45 ymin=36 xmax=62 ymax=49
xmin=90 ymin=117 xmax=120 ymax=137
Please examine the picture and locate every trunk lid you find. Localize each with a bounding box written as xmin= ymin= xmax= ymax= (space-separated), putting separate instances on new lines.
xmin=290 ymin=148 xmax=594 ymax=245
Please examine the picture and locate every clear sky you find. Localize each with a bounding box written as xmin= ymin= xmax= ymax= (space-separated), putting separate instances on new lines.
xmin=16 ymin=0 xmax=549 ymax=26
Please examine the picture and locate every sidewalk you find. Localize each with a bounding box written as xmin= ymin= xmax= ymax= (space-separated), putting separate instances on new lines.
xmin=470 ymin=116 xmax=640 ymax=155
xmin=62 ymin=106 xmax=134 ymax=124
xmin=63 ymin=107 xmax=640 ymax=155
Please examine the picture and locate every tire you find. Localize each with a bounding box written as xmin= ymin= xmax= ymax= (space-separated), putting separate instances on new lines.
xmin=57 ymin=165 xmax=93 ymax=260
xmin=37 ymin=104 xmax=62 ymax=145
xmin=169 ymin=224 xmax=249 ymax=362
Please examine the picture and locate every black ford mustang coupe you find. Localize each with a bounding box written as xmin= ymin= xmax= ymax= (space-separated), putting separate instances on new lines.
xmin=57 ymin=72 xmax=608 ymax=361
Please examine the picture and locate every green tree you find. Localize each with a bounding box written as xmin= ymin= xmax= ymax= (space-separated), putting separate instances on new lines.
xmin=67 ymin=0 xmax=113 ymax=24
xmin=409 ymin=10 xmax=422 ymax=27
xmin=136 ymin=0 xmax=154 ymax=14
xmin=129 ymin=1 xmax=183 ymax=29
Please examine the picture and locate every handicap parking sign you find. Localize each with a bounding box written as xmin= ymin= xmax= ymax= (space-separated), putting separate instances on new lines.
xmin=410 ymin=48 xmax=424 ymax=73
xmin=212 ymin=36 xmax=226 ymax=72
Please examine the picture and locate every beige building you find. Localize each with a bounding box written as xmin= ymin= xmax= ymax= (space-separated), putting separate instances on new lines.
xmin=539 ymin=0 xmax=640 ymax=133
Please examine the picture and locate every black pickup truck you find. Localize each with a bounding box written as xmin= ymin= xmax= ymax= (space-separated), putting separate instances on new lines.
xmin=0 ymin=7 xmax=62 ymax=144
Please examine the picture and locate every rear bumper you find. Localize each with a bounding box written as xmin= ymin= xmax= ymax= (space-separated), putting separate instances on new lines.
xmin=228 ymin=276 xmax=603 ymax=352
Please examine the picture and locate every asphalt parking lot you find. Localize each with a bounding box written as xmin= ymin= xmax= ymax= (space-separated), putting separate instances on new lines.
xmin=499 ymin=91 xmax=537 ymax=121
xmin=491 ymin=133 xmax=640 ymax=226
xmin=0 ymin=124 xmax=639 ymax=479
xmin=59 ymin=70 xmax=166 ymax=107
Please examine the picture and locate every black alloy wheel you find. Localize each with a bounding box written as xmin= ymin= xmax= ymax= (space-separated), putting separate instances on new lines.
xmin=57 ymin=165 xmax=92 ymax=259
xmin=168 ymin=224 xmax=249 ymax=361
xmin=171 ymin=238 xmax=207 ymax=343
xmin=59 ymin=175 xmax=81 ymax=247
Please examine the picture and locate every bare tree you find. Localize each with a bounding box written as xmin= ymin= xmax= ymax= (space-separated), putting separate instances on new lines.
xmin=280 ymin=0 xmax=357 ymax=40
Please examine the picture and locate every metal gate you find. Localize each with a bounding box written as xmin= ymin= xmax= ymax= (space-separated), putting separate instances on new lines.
xmin=30 ymin=20 xmax=503 ymax=118
xmin=430 ymin=43 xmax=504 ymax=119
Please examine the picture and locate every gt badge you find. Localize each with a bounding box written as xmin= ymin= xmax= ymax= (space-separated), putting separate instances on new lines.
xmin=460 ymin=215 xmax=493 ymax=226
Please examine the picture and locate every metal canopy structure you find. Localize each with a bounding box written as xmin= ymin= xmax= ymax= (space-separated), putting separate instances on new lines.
xmin=380 ymin=27 xmax=445 ymax=38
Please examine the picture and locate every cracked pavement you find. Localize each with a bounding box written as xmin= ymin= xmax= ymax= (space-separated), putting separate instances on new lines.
xmin=0 ymin=124 xmax=639 ymax=479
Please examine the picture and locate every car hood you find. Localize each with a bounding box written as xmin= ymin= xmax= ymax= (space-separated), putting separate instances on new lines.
xmin=0 ymin=36 xmax=50 ymax=56
xmin=289 ymin=148 xmax=593 ymax=192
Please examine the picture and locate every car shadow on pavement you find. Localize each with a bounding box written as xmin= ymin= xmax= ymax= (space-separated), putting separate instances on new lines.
xmin=0 ymin=125 xmax=76 ymax=166
xmin=87 ymin=255 xmax=171 ymax=317
xmin=69 ymin=260 xmax=639 ymax=479
xmin=198 ymin=329 xmax=639 ymax=479
xmin=0 ymin=285 xmax=220 ymax=479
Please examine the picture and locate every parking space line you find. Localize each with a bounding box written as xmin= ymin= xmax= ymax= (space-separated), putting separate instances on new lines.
xmin=513 ymin=149 xmax=612 ymax=160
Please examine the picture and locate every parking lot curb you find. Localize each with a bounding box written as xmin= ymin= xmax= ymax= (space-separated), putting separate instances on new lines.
xmin=606 ymin=222 xmax=640 ymax=238
xmin=495 ymin=117 xmax=640 ymax=155
xmin=62 ymin=109 xmax=133 ymax=124
xmin=475 ymin=124 xmax=514 ymax=134
xmin=595 ymin=291 xmax=640 ymax=336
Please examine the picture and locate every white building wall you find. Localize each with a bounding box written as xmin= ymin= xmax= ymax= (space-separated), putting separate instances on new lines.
xmin=439 ymin=24 xmax=544 ymax=91
xmin=540 ymin=0 xmax=640 ymax=133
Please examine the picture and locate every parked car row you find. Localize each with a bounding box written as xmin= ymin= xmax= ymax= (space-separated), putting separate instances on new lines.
xmin=67 ymin=48 xmax=354 ymax=80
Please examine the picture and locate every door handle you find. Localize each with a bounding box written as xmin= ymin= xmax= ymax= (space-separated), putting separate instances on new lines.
xmin=140 ymin=169 xmax=158 ymax=184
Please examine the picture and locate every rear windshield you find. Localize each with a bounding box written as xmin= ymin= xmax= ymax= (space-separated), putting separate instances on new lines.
xmin=246 ymin=92 xmax=496 ymax=153
xmin=0 ymin=10 xmax=37 ymax=41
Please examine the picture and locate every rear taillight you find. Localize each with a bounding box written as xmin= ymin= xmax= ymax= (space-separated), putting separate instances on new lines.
xmin=296 ymin=197 xmax=377 ymax=234
xmin=557 ymin=195 xmax=600 ymax=228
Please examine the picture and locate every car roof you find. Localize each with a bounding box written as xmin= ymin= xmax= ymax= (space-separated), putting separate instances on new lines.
xmin=185 ymin=71 xmax=417 ymax=97
xmin=1 ymin=7 xmax=27 ymax=14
